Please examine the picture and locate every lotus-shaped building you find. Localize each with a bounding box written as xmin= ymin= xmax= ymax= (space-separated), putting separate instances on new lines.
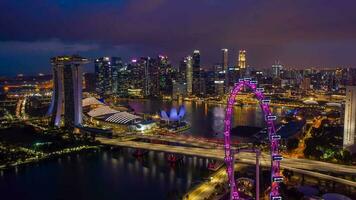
xmin=160 ymin=106 xmax=186 ymax=122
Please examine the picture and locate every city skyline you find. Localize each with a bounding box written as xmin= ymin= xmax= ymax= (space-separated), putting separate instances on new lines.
xmin=1 ymin=0 xmax=356 ymax=76
xmin=1 ymin=1 xmax=356 ymax=200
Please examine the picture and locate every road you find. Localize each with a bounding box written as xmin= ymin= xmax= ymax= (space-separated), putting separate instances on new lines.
xmin=185 ymin=165 xmax=229 ymax=200
xmin=286 ymin=116 xmax=326 ymax=158
xmin=134 ymin=134 xmax=242 ymax=150
xmin=98 ymin=137 xmax=356 ymax=188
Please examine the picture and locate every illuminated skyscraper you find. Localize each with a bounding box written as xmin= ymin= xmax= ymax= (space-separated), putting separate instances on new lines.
xmin=221 ymin=49 xmax=229 ymax=93
xmin=185 ymin=56 xmax=193 ymax=95
xmin=47 ymin=55 xmax=88 ymax=129
xmin=157 ymin=55 xmax=174 ymax=96
xmin=83 ymin=72 xmax=96 ymax=92
xmin=95 ymin=57 xmax=122 ymax=96
xmin=344 ymin=86 xmax=356 ymax=152
xmin=178 ymin=58 xmax=187 ymax=82
xmin=192 ymin=50 xmax=201 ymax=96
xmin=272 ymin=61 xmax=283 ymax=79
xmin=140 ymin=57 xmax=151 ymax=97
xmin=214 ymin=64 xmax=225 ymax=96
xmin=221 ymin=48 xmax=228 ymax=71
xmin=300 ymin=77 xmax=311 ymax=91
xmin=238 ymin=50 xmax=246 ymax=69
xmin=127 ymin=58 xmax=144 ymax=97
xmin=116 ymin=65 xmax=130 ymax=97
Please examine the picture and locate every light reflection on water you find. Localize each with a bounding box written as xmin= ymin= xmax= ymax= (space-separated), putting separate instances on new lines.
xmin=120 ymin=99 xmax=284 ymax=138
xmin=0 ymin=149 xmax=213 ymax=200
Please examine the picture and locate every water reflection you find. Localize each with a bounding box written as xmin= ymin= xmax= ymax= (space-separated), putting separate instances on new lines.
xmin=0 ymin=149 xmax=213 ymax=200
xmin=120 ymin=99 xmax=284 ymax=138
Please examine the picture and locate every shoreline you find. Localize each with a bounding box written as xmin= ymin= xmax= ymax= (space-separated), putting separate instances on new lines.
xmin=116 ymin=97 xmax=317 ymax=109
xmin=0 ymin=145 xmax=100 ymax=171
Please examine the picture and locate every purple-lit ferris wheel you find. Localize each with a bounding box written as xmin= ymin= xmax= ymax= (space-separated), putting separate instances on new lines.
xmin=223 ymin=78 xmax=282 ymax=200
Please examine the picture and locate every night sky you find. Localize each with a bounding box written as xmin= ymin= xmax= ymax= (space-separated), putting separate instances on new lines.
xmin=1 ymin=0 xmax=356 ymax=76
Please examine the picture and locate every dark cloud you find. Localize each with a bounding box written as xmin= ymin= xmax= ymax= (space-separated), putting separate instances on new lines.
xmin=0 ymin=0 xmax=356 ymax=75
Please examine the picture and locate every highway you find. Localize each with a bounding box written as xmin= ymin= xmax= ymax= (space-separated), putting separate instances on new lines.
xmin=134 ymin=134 xmax=241 ymax=150
xmin=185 ymin=165 xmax=229 ymax=200
xmin=98 ymin=137 xmax=356 ymax=188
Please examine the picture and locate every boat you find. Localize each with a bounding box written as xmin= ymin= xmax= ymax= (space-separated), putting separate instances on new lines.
xmin=167 ymin=121 xmax=191 ymax=133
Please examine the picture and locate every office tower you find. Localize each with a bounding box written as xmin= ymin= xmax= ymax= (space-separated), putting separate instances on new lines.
xmin=192 ymin=50 xmax=201 ymax=96
xmin=116 ymin=64 xmax=131 ymax=97
xmin=199 ymin=69 xmax=206 ymax=96
xmin=344 ymin=86 xmax=356 ymax=153
xmin=186 ymin=56 xmax=193 ymax=95
xmin=214 ymin=64 xmax=225 ymax=96
xmin=238 ymin=50 xmax=246 ymax=69
xmin=221 ymin=49 xmax=228 ymax=71
xmin=128 ymin=58 xmax=144 ymax=97
xmin=205 ymin=70 xmax=215 ymax=96
xmin=251 ymin=70 xmax=264 ymax=83
xmin=172 ymin=80 xmax=187 ymax=100
xmin=272 ymin=61 xmax=283 ymax=79
xmin=221 ymin=49 xmax=229 ymax=92
xmin=158 ymin=55 xmax=175 ymax=96
xmin=95 ymin=57 xmax=121 ymax=96
xmin=227 ymin=66 xmax=240 ymax=88
xmin=343 ymin=68 xmax=356 ymax=86
xmin=179 ymin=58 xmax=187 ymax=82
xmin=83 ymin=73 xmax=96 ymax=92
xmin=47 ymin=55 xmax=88 ymax=129
xmin=140 ymin=57 xmax=151 ymax=97
xmin=300 ymin=77 xmax=311 ymax=91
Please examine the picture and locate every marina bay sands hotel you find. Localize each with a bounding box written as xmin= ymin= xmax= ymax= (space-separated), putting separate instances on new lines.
xmin=47 ymin=55 xmax=89 ymax=129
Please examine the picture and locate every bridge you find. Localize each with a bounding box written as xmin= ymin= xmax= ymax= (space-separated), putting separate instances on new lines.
xmin=98 ymin=137 xmax=356 ymax=188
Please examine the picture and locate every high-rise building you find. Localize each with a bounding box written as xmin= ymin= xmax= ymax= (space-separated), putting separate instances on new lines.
xmin=344 ymin=86 xmax=356 ymax=153
xmin=140 ymin=57 xmax=151 ymax=97
xmin=199 ymin=69 xmax=206 ymax=96
xmin=228 ymin=66 xmax=240 ymax=88
xmin=128 ymin=58 xmax=144 ymax=97
xmin=178 ymin=58 xmax=187 ymax=82
xmin=95 ymin=57 xmax=122 ymax=96
xmin=272 ymin=61 xmax=283 ymax=79
xmin=172 ymin=80 xmax=187 ymax=100
xmin=221 ymin=49 xmax=228 ymax=71
xmin=83 ymin=73 xmax=96 ymax=92
xmin=238 ymin=50 xmax=246 ymax=69
xmin=214 ymin=64 xmax=225 ymax=96
xmin=300 ymin=77 xmax=311 ymax=91
xmin=344 ymin=68 xmax=356 ymax=86
xmin=47 ymin=55 xmax=88 ymax=129
xmin=192 ymin=50 xmax=201 ymax=96
xmin=221 ymin=49 xmax=229 ymax=92
xmin=205 ymin=70 xmax=215 ymax=96
xmin=186 ymin=56 xmax=193 ymax=95
xmin=157 ymin=55 xmax=174 ymax=96
xmin=116 ymin=64 xmax=131 ymax=97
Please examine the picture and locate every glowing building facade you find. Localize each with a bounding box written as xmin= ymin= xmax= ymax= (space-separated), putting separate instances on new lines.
xmin=238 ymin=50 xmax=246 ymax=69
xmin=48 ymin=55 xmax=88 ymax=129
xmin=343 ymin=86 xmax=356 ymax=152
xmin=272 ymin=61 xmax=283 ymax=79
xmin=95 ymin=57 xmax=122 ymax=96
xmin=186 ymin=56 xmax=193 ymax=95
xmin=192 ymin=50 xmax=201 ymax=96
xmin=221 ymin=48 xmax=228 ymax=71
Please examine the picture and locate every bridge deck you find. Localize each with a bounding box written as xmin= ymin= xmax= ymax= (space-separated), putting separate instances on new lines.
xmin=98 ymin=137 xmax=356 ymax=188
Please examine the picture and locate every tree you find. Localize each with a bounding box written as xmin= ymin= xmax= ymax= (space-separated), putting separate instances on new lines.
xmin=341 ymin=150 xmax=352 ymax=164
xmin=352 ymin=153 xmax=356 ymax=164
xmin=282 ymin=169 xmax=294 ymax=181
xmin=286 ymin=138 xmax=299 ymax=151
